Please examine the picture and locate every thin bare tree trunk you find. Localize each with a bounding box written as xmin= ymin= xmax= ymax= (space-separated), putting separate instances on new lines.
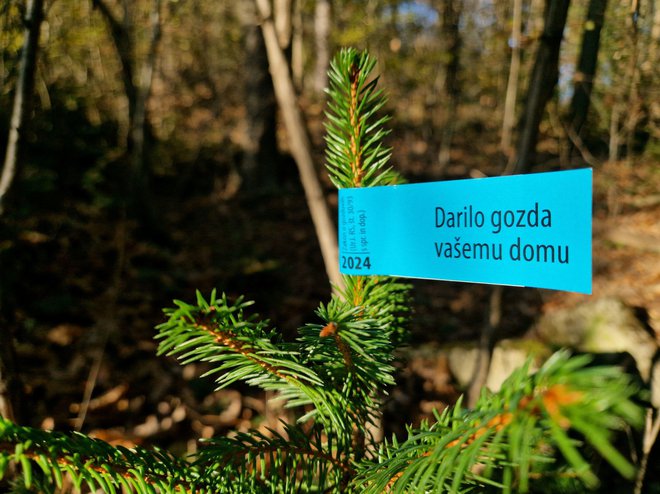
xmin=0 ymin=0 xmax=45 ymax=216
xmin=92 ymin=0 xmax=162 ymax=227
xmin=239 ymin=1 xmax=279 ymax=189
xmin=500 ymin=0 xmax=523 ymax=155
xmin=129 ymin=0 xmax=161 ymax=213
xmin=609 ymin=104 xmax=622 ymax=161
xmin=91 ymin=0 xmax=136 ymax=142
xmin=437 ymin=0 xmax=462 ymax=169
xmin=291 ymin=0 xmax=304 ymax=89
xmin=313 ymin=0 xmax=331 ymax=95
xmin=467 ymin=286 xmax=503 ymax=408
xmin=634 ymin=408 xmax=660 ymax=494
xmin=624 ymin=0 xmax=642 ymax=162
xmin=508 ymin=0 xmax=570 ymax=174
xmin=131 ymin=0 xmax=161 ymax=170
xmin=255 ymin=0 xmax=343 ymax=292
xmin=274 ymin=0 xmax=293 ymax=50
xmin=643 ymin=0 xmax=660 ymax=141
xmin=650 ymin=0 xmax=660 ymax=63
xmin=569 ymin=0 xmax=608 ymax=138
xmin=0 ymin=0 xmax=45 ymax=423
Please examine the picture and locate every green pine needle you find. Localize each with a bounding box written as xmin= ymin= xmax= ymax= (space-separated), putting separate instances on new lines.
xmin=324 ymin=48 xmax=401 ymax=189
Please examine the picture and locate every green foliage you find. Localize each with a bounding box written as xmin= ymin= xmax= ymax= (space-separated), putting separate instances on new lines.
xmin=195 ymin=422 xmax=352 ymax=492
xmin=155 ymin=288 xmax=403 ymax=433
xmin=0 ymin=417 xmax=217 ymax=493
xmin=324 ymin=48 xmax=401 ymax=188
xmin=355 ymin=350 xmax=643 ymax=493
xmin=0 ymin=48 xmax=648 ymax=493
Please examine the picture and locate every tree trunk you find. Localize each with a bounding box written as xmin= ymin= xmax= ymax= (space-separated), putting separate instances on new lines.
xmin=91 ymin=0 xmax=137 ymax=139
xmin=624 ymin=1 xmax=642 ymax=162
xmin=0 ymin=335 xmax=20 ymax=421
xmin=647 ymin=0 xmax=660 ymax=79
xmin=508 ymin=0 xmax=570 ymax=174
xmin=437 ymin=0 xmax=462 ymax=169
xmin=241 ymin=1 xmax=279 ymax=189
xmin=643 ymin=0 xmax=660 ymax=142
xmin=467 ymin=286 xmax=503 ymax=408
xmin=274 ymin=0 xmax=293 ymax=50
xmin=0 ymin=0 xmax=45 ymax=423
xmin=291 ymin=0 xmax=304 ymax=89
xmin=92 ymin=0 xmax=161 ymax=226
xmin=500 ymin=0 xmax=523 ymax=155
xmin=609 ymin=104 xmax=622 ymax=161
xmin=254 ymin=0 xmax=343 ymax=292
xmin=0 ymin=0 xmax=45 ymax=216
xmin=569 ymin=0 xmax=608 ymax=137
xmin=313 ymin=0 xmax=331 ymax=95
xmin=129 ymin=0 xmax=161 ymax=220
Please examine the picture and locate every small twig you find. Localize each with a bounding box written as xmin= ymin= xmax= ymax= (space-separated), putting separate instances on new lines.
xmin=467 ymin=286 xmax=502 ymax=408
xmin=70 ymin=383 xmax=128 ymax=413
xmin=320 ymin=322 xmax=353 ymax=369
xmin=74 ymin=339 xmax=108 ymax=431
xmin=194 ymin=316 xmax=289 ymax=381
xmin=75 ymin=214 xmax=127 ymax=431
xmin=634 ymin=408 xmax=660 ymax=494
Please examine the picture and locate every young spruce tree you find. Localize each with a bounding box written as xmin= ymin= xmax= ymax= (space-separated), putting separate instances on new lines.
xmin=0 ymin=48 xmax=646 ymax=493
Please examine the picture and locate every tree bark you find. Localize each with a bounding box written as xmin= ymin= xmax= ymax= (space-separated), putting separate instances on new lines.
xmin=91 ymin=0 xmax=137 ymax=136
xmin=609 ymin=104 xmax=622 ymax=161
xmin=0 ymin=0 xmax=45 ymax=216
xmin=129 ymin=0 xmax=161 ymax=217
xmin=437 ymin=0 xmax=462 ymax=169
xmin=500 ymin=0 xmax=523 ymax=155
xmin=291 ymin=0 xmax=304 ymax=89
xmin=624 ymin=1 xmax=642 ymax=162
xmin=255 ymin=0 xmax=343 ymax=292
xmin=467 ymin=286 xmax=502 ymax=408
xmin=274 ymin=0 xmax=293 ymax=50
xmin=650 ymin=0 xmax=660 ymax=64
xmin=0 ymin=0 xmax=45 ymax=423
xmin=569 ymin=0 xmax=608 ymax=137
xmin=643 ymin=0 xmax=660 ymax=141
xmin=92 ymin=0 xmax=161 ymax=225
xmin=241 ymin=1 xmax=279 ymax=189
xmin=313 ymin=0 xmax=331 ymax=95
xmin=508 ymin=0 xmax=570 ymax=174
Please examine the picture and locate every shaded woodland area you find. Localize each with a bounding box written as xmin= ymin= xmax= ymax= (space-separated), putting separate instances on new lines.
xmin=0 ymin=0 xmax=659 ymax=490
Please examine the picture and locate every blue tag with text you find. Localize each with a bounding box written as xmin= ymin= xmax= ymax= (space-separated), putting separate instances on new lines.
xmin=338 ymin=169 xmax=592 ymax=294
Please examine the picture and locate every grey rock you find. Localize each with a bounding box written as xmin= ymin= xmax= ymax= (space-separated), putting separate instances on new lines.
xmin=535 ymin=297 xmax=657 ymax=380
xmin=445 ymin=339 xmax=550 ymax=391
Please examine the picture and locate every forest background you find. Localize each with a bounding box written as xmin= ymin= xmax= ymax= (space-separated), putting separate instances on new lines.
xmin=0 ymin=0 xmax=659 ymax=483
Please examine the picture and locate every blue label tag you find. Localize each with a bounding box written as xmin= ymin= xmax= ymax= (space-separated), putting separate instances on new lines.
xmin=338 ymin=169 xmax=592 ymax=294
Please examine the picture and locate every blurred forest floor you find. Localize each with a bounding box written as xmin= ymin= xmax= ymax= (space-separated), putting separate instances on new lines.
xmin=5 ymin=118 xmax=659 ymax=458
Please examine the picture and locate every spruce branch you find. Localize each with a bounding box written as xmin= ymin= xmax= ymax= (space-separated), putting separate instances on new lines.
xmin=155 ymin=290 xmax=322 ymax=391
xmin=195 ymin=422 xmax=355 ymax=491
xmin=353 ymin=350 xmax=644 ymax=493
xmin=0 ymin=417 xmax=217 ymax=492
xmin=339 ymin=276 xmax=411 ymax=344
xmin=323 ymin=47 xmax=411 ymax=355
xmin=297 ymin=283 xmax=411 ymax=432
xmin=155 ymin=290 xmax=359 ymax=432
xmin=324 ymin=48 xmax=400 ymax=189
xmin=321 ymin=47 xmax=413 ymax=464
